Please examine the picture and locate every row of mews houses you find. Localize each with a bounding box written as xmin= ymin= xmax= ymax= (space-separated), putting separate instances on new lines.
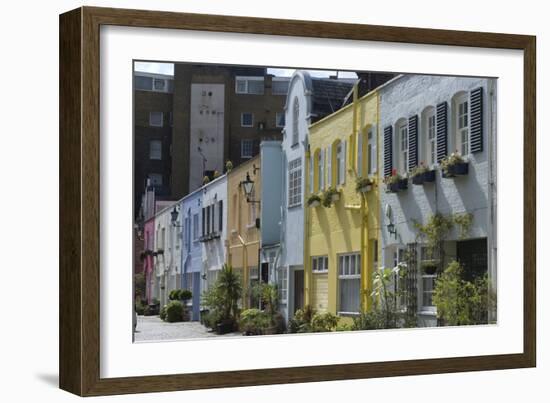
xmin=135 ymin=71 xmax=496 ymax=328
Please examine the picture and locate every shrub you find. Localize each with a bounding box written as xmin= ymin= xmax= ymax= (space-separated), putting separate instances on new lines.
xmin=288 ymin=305 xmax=316 ymax=333
xmin=310 ymin=312 xmax=339 ymax=332
xmin=168 ymin=289 xmax=180 ymax=301
xmin=433 ymin=260 xmax=495 ymax=326
xmin=239 ymin=308 xmax=271 ymax=335
xmin=134 ymin=273 xmax=146 ymax=299
xmin=201 ymin=264 xmax=243 ymax=331
xmin=165 ymin=301 xmax=185 ymax=323
xmin=159 ymin=305 xmax=167 ymax=321
xmin=135 ymin=299 xmax=145 ymax=316
xmin=351 ymin=310 xmax=387 ymax=330
xmin=179 ymin=289 xmax=192 ymax=301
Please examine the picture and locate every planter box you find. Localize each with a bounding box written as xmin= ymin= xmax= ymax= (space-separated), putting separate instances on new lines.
xmin=216 ymin=321 xmax=235 ymax=335
xmin=330 ymin=193 xmax=340 ymax=202
xmin=359 ymin=184 xmax=372 ymax=193
xmin=443 ymin=162 xmax=469 ymax=178
xmin=387 ymin=182 xmax=400 ymax=193
xmin=411 ymin=174 xmax=424 ymax=185
xmin=423 ymin=170 xmax=436 ymax=183
xmin=308 ymin=200 xmax=321 ymax=208
xmin=397 ymin=178 xmax=408 ymax=190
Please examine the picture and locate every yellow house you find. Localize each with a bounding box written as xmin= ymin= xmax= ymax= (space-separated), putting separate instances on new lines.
xmin=304 ymin=86 xmax=380 ymax=318
xmin=226 ymin=155 xmax=261 ymax=308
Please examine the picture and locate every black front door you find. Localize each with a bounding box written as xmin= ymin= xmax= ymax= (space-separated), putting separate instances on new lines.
xmin=456 ymin=238 xmax=488 ymax=281
xmin=294 ymin=270 xmax=304 ymax=313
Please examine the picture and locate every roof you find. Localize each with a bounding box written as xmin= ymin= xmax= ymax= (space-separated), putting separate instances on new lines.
xmin=310 ymin=78 xmax=355 ymax=122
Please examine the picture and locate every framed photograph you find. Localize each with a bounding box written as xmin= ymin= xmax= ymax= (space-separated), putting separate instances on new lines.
xmin=59 ymin=6 xmax=536 ymax=396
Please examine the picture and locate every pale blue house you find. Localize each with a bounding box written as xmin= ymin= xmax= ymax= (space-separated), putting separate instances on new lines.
xmin=180 ymin=188 xmax=203 ymax=321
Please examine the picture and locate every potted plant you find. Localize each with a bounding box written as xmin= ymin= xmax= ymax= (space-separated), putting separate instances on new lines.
xmin=355 ymin=177 xmax=374 ymax=193
xmin=384 ymin=169 xmax=408 ymax=193
xmin=225 ymin=160 xmax=233 ymax=173
xmin=307 ymin=193 xmax=321 ymax=208
xmin=441 ymin=152 xmax=469 ymax=178
xmin=322 ymin=187 xmax=340 ymax=207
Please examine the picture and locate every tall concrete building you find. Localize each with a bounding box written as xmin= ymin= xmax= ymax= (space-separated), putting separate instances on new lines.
xmin=171 ymin=64 xmax=290 ymax=198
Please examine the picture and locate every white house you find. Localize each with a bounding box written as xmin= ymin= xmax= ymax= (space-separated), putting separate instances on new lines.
xmin=276 ymin=71 xmax=354 ymax=321
xmin=200 ymin=174 xmax=228 ymax=293
xmin=153 ymin=203 xmax=183 ymax=308
xmin=378 ymin=75 xmax=497 ymax=327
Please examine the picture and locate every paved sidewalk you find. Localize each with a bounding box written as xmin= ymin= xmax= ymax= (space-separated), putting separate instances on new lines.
xmin=134 ymin=315 xmax=241 ymax=342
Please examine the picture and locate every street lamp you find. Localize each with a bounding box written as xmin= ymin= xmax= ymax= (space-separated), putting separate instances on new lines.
xmin=170 ymin=206 xmax=182 ymax=227
xmin=240 ymin=172 xmax=260 ymax=204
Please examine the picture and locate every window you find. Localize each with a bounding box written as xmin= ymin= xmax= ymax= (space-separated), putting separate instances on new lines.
xmin=292 ymin=97 xmax=299 ymax=145
xmin=153 ymin=78 xmax=166 ymax=91
xmin=148 ymin=173 xmax=162 ymax=187
xmin=422 ymin=276 xmax=435 ymax=307
xmin=288 ymin=158 xmax=302 ymax=207
xmin=168 ymin=111 xmax=173 ymax=127
xmin=336 ymin=141 xmax=346 ymax=185
xmin=149 ymin=111 xmax=163 ymax=127
xmin=368 ymin=129 xmax=377 ymax=175
xmin=338 ymin=253 xmax=361 ymax=314
xmin=426 ymin=109 xmax=437 ymax=166
xmin=312 ymin=256 xmax=328 ymax=273
xmin=193 ymin=213 xmax=199 ymax=241
xmin=317 ymin=150 xmax=324 ymax=191
xmin=241 ymin=112 xmax=254 ymax=127
xmin=218 ymin=200 xmax=223 ymax=232
xmin=135 ymin=75 xmax=153 ymax=90
xmin=276 ymin=112 xmax=285 ymax=128
xmin=241 ymin=139 xmax=254 ymax=158
xmin=455 ymin=94 xmax=470 ymax=155
xmin=398 ymin=122 xmax=408 ymax=174
xmin=235 ymin=77 xmax=264 ymax=94
xmin=277 ymin=267 xmax=288 ymax=302
xmin=149 ymin=140 xmax=162 ymax=160
xmin=272 ymin=78 xmax=290 ymax=95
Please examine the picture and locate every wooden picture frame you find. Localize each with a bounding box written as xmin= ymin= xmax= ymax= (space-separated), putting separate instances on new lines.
xmin=59 ymin=6 xmax=536 ymax=396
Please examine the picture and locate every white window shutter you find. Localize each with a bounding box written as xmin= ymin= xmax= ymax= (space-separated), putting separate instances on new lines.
xmin=340 ymin=140 xmax=346 ymax=185
xmin=327 ymin=146 xmax=332 ymax=187
xmin=357 ymin=132 xmax=363 ymax=177
xmin=310 ymin=155 xmax=314 ymax=193
xmin=320 ymin=150 xmax=325 ymax=190
xmin=372 ymin=127 xmax=378 ymax=174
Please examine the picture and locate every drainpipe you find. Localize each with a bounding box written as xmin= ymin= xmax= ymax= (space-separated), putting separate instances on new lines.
xmin=303 ymin=149 xmax=311 ymax=308
xmin=488 ymin=79 xmax=497 ymax=322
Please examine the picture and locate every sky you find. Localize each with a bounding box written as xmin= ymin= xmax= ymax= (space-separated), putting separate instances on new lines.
xmin=133 ymin=62 xmax=358 ymax=79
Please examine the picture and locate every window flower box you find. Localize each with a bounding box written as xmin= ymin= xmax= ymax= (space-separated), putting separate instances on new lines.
xmin=441 ymin=152 xmax=469 ymax=178
xmin=307 ymin=194 xmax=321 ymax=208
xmin=384 ymin=169 xmax=407 ymax=193
xmin=410 ymin=163 xmax=435 ymax=185
xmin=355 ymin=177 xmax=374 ymax=193
xmin=321 ymin=187 xmax=341 ymax=207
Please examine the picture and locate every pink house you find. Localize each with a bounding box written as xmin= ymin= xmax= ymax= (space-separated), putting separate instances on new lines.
xmin=143 ymin=217 xmax=155 ymax=303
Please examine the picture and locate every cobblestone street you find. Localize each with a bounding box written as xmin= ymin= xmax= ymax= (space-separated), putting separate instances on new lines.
xmin=134 ymin=315 xmax=241 ymax=342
